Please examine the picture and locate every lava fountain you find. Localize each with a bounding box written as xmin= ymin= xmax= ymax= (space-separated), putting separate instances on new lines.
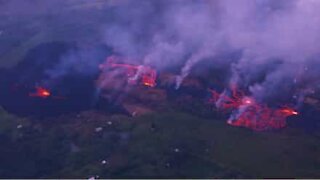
xmin=209 ymin=88 xmax=298 ymax=131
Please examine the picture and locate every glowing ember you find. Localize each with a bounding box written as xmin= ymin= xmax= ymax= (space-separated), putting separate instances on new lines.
xmin=143 ymin=81 xmax=155 ymax=87
xmin=227 ymin=105 xmax=298 ymax=131
xmin=242 ymin=97 xmax=254 ymax=105
xmin=98 ymin=56 xmax=157 ymax=87
xmin=209 ymin=88 xmax=299 ymax=131
xmin=29 ymin=87 xmax=51 ymax=98
xmin=141 ymin=67 xmax=157 ymax=87
xmin=279 ymin=107 xmax=299 ymax=116
xmin=208 ymin=88 xmax=246 ymax=110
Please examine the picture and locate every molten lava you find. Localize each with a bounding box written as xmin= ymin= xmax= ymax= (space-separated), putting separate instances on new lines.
xmin=99 ymin=56 xmax=157 ymax=87
xmin=279 ymin=107 xmax=299 ymax=116
xmin=242 ymin=97 xmax=254 ymax=105
xmin=29 ymin=87 xmax=51 ymax=98
xmin=209 ymin=88 xmax=298 ymax=131
xmin=227 ymin=105 xmax=298 ymax=131
xmin=140 ymin=67 xmax=157 ymax=87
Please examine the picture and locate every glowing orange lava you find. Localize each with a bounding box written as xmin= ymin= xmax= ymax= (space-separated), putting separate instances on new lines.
xmin=209 ymin=88 xmax=299 ymax=131
xmin=99 ymin=56 xmax=157 ymax=87
xmin=279 ymin=107 xmax=299 ymax=116
xmin=29 ymin=87 xmax=51 ymax=98
xmin=242 ymin=97 xmax=254 ymax=105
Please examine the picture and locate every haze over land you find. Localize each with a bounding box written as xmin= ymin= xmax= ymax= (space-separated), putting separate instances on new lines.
xmin=0 ymin=0 xmax=320 ymax=178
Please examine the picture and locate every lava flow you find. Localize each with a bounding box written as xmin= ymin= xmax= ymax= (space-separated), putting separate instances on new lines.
xmin=99 ymin=56 xmax=157 ymax=87
xmin=209 ymin=88 xmax=298 ymax=131
xmin=29 ymin=86 xmax=51 ymax=98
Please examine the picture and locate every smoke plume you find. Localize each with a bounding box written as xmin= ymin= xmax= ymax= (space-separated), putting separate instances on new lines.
xmin=3 ymin=0 xmax=320 ymax=108
xmin=102 ymin=0 xmax=320 ymax=106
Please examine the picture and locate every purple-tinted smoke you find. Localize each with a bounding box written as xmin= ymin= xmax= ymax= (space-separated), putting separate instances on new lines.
xmin=3 ymin=0 xmax=319 ymax=108
xmin=103 ymin=0 xmax=320 ymax=107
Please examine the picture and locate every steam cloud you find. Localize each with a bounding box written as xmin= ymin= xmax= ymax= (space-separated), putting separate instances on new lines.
xmin=103 ymin=0 xmax=320 ymax=106
xmin=3 ymin=0 xmax=319 ymax=108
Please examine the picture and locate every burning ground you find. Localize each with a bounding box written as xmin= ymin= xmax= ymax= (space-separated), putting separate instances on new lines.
xmin=0 ymin=42 xmax=320 ymax=178
xmin=1 ymin=0 xmax=320 ymax=178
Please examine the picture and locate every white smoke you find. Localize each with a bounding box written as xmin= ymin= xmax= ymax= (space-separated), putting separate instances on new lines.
xmin=5 ymin=0 xmax=320 ymax=106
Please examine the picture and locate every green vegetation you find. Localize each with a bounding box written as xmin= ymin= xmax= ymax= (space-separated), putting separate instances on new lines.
xmin=0 ymin=107 xmax=320 ymax=178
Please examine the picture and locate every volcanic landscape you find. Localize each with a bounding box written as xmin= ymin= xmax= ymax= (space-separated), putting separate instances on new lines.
xmin=0 ymin=0 xmax=320 ymax=178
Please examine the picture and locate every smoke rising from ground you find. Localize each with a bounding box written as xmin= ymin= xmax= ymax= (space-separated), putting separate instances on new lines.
xmin=2 ymin=0 xmax=320 ymax=107
xmin=103 ymin=0 xmax=320 ymax=106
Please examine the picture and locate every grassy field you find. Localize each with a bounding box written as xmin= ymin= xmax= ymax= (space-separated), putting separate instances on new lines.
xmin=1 ymin=107 xmax=319 ymax=178
xmin=132 ymin=112 xmax=320 ymax=178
